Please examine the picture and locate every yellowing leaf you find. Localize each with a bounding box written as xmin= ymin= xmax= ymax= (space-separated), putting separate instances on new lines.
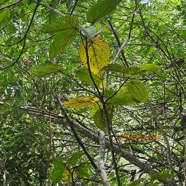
xmin=64 ymin=96 xmax=99 ymax=109
xmin=79 ymin=35 xmax=110 ymax=76
xmin=62 ymin=169 xmax=77 ymax=184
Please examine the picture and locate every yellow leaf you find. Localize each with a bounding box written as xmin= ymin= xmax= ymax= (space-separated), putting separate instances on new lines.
xmin=64 ymin=96 xmax=99 ymax=109
xmin=79 ymin=35 xmax=110 ymax=76
xmin=62 ymin=169 xmax=77 ymax=184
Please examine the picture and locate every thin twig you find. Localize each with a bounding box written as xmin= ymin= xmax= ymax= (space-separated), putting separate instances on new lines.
xmin=112 ymin=7 xmax=136 ymax=64
xmin=107 ymin=20 xmax=129 ymax=67
xmin=0 ymin=0 xmax=22 ymax=10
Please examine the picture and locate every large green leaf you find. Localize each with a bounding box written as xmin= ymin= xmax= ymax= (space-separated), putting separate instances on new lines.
xmin=107 ymin=93 xmax=138 ymax=106
xmin=103 ymin=64 xmax=140 ymax=77
xmin=49 ymin=29 xmax=77 ymax=59
xmin=52 ymin=158 xmax=66 ymax=185
xmin=86 ymin=0 xmax=122 ymax=23
xmin=104 ymin=64 xmax=160 ymax=77
xmin=105 ymin=87 xmax=138 ymax=105
xmin=127 ymin=80 xmax=148 ymax=102
xmin=43 ymin=16 xmax=78 ymax=33
xmin=29 ymin=64 xmax=63 ymax=79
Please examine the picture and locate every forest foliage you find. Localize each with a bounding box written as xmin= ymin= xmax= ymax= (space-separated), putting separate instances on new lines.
xmin=0 ymin=0 xmax=186 ymax=185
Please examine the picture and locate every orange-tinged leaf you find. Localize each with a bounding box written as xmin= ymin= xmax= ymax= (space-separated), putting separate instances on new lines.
xmin=79 ymin=35 xmax=110 ymax=76
xmin=64 ymin=96 xmax=99 ymax=109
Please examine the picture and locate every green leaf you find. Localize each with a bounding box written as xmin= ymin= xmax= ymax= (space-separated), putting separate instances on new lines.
xmin=104 ymin=64 xmax=140 ymax=77
xmin=92 ymin=106 xmax=106 ymax=131
xmin=138 ymin=64 xmax=160 ymax=72
xmin=49 ymin=29 xmax=77 ymax=59
xmin=104 ymin=64 xmax=160 ymax=77
xmin=105 ymin=87 xmax=138 ymax=106
xmin=29 ymin=64 xmax=63 ymax=79
xmin=147 ymin=183 xmax=159 ymax=186
xmin=127 ymin=80 xmax=148 ymax=102
xmin=75 ymin=67 xmax=105 ymax=88
xmin=43 ymin=16 xmax=78 ymax=33
xmin=86 ymin=0 xmax=122 ymax=23
xmin=67 ymin=152 xmax=84 ymax=165
xmin=77 ymin=162 xmax=90 ymax=178
xmin=52 ymin=158 xmax=66 ymax=185
xmin=127 ymin=178 xmax=146 ymax=186
xmin=150 ymin=171 xmax=173 ymax=180
xmin=64 ymin=96 xmax=99 ymax=109
xmin=0 ymin=10 xmax=10 ymax=23
xmin=107 ymin=93 xmax=138 ymax=106
xmin=92 ymin=105 xmax=113 ymax=131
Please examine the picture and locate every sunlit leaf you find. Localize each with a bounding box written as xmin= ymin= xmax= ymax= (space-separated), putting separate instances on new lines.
xmin=0 ymin=10 xmax=10 ymax=23
xmin=127 ymin=80 xmax=148 ymax=102
xmin=138 ymin=64 xmax=160 ymax=72
xmin=105 ymin=87 xmax=138 ymax=105
xmin=62 ymin=169 xmax=77 ymax=184
xmin=64 ymin=96 xmax=99 ymax=109
xmin=43 ymin=16 xmax=78 ymax=33
xmin=107 ymin=93 xmax=138 ymax=105
xmin=79 ymin=35 xmax=110 ymax=76
xmin=86 ymin=0 xmax=122 ymax=23
xmin=30 ymin=64 xmax=63 ymax=79
xmin=75 ymin=67 xmax=105 ymax=88
xmin=49 ymin=29 xmax=77 ymax=59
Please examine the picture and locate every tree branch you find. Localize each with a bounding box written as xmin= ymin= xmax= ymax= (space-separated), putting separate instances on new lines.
xmin=0 ymin=101 xmax=178 ymax=186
